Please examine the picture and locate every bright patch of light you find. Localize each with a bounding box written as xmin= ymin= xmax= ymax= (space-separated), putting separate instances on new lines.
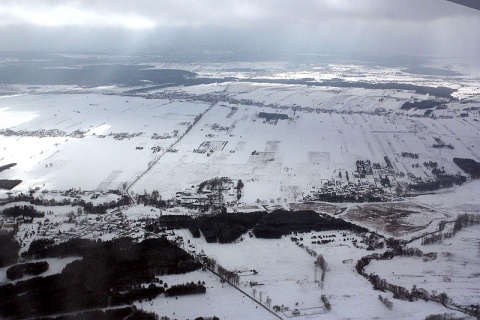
xmin=325 ymin=0 xmax=354 ymax=11
xmin=89 ymin=123 xmax=111 ymax=136
xmin=0 ymin=4 xmax=156 ymax=29
xmin=0 ymin=107 xmax=38 ymax=129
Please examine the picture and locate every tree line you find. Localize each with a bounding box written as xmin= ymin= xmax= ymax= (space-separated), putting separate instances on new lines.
xmin=6 ymin=261 xmax=49 ymax=280
xmin=164 ymin=282 xmax=206 ymax=297
xmin=0 ymin=193 xmax=130 ymax=215
xmin=1 ymin=205 xmax=44 ymax=218
xmin=33 ymin=306 xmax=158 ymax=320
xmin=453 ymin=158 xmax=480 ymax=179
xmin=253 ymin=210 xmax=368 ymax=239
xmin=355 ymin=242 xmax=479 ymax=318
xmin=422 ymin=214 xmax=480 ymax=245
xmin=147 ymin=212 xmax=266 ymax=243
xmin=0 ymin=237 xmax=201 ymax=318
xmin=146 ymin=210 xmax=369 ymax=243
xmin=0 ymin=231 xmax=20 ymax=267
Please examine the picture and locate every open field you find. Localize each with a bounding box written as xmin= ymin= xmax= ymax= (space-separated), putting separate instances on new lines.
xmin=343 ymin=202 xmax=444 ymax=237
xmin=178 ymin=229 xmax=468 ymax=320
xmin=413 ymin=180 xmax=480 ymax=216
xmin=1 ymin=74 xmax=479 ymax=202
xmin=131 ymin=91 xmax=480 ymax=204
xmin=134 ymin=270 xmax=278 ymax=320
xmin=336 ymin=180 xmax=480 ymax=240
xmin=0 ymin=93 xmax=210 ymax=192
xmin=366 ymin=225 xmax=480 ymax=307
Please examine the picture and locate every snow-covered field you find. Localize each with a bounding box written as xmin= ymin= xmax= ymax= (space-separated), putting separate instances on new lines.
xmin=1 ymin=59 xmax=480 ymax=319
xmin=175 ymin=229 xmax=468 ymax=320
xmin=134 ymin=270 xmax=278 ymax=320
xmin=413 ymin=180 xmax=480 ymax=217
xmin=0 ymin=256 xmax=80 ymax=284
xmin=0 ymin=93 xmax=210 ymax=192
xmin=132 ymin=87 xmax=480 ymax=205
xmin=366 ymin=225 xmax=480 ymax=307
xmin=1 ymin=76 xmax=479 ymax=203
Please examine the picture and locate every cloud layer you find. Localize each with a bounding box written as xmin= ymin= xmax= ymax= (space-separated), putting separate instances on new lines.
xmin=0 ymin=0 xmax=479 ymax=57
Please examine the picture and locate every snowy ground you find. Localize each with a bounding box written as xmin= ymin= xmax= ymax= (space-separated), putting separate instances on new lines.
xmin=134 ymin=270 xmax=278 ymax=320
xmin=0 ymin=256 xmax=81 ymax=284
xmin=413 ymin=180 xmax=480 ymax=217
xmin=0 ymin=93 xmax=210 ymax=191
xmin=175 ymin=229 xmax=467 ymax=320
xmin=1 ymin=60 xmax=480 ymax=319
xmin=1 ymin=77 xmax=479 ymax=200
xmin=342 ymin=201 xmax=446 ymax=238
xmin=366 ymin=225 xmax=480 ymax=308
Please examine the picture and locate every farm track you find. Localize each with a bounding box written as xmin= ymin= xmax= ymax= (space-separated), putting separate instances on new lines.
xmin=125 ymin=84 xmax=232 ymax=203
xmin=198 ymin=259 xmax=284 ymax=320
xmin=143 ymin=229 xmax=283 ymax=320
xmin=125 ymin=102 xmax=216 ymax=204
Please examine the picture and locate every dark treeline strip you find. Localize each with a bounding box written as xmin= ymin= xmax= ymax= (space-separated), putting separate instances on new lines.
xmin=197 ymin=212 xmax=266 ymax=243
xmin=6 ymin=261 xmax=49 ymax=280
xmin=0 ymin=179 xmax=22 ymax=190
xmin=112 ymin=284 xmax=165 ymax=304
xmin=355 ymin=244 xmax=479 ymax=318
xmin=165 ymin=282 xmax=206 ymax=297
xmin=79 ymin=196 xmax=131 ymax=214
xmin=421 ymin=213 xmax=479 ymax=246
xmin=400 ymin=100 xmax=443 ymax=110
xmin=258 ymin=112 xmax=289 ymax=121
xmin=452 ymin=213 xmax=480 ymax=235
xmin=33 ymin=306 xmax=157 ymax=320
xmin=311 ymin=192 xmax=385 ymax=203
xmin=147 ymin=215 xmax=200 ymax=237
xmin=1 ymin=204 xmax=44 ymax=218
xmin=25 ymin=238 xmax=55 ymax=258
xmin=408 ymin=174 xmax=466 ymax=192
xmin=0 ymin=193 xmax=130 ymax=215
xmin=453 ymin=158 xmax=480 ymax=179
xmin=0 ymin=232 xmax=20 ymax=267
xmin=152 ymin=210 xmax=367 ymax=243
xmin=253 ymin=210 xmax=368 ymax=239
xmin=151 ymin=212 xmax=266 ymax=243
xmin=158 ymin=215 xmax=196 ymax=229
xmin=0 ymin=163 xmax=16 ymax=173
xmin=0 ymin=237 xmax=200 ymax=318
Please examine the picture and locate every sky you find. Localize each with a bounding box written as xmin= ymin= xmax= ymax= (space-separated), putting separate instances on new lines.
xmin=0 ymin=0 xmax=479 ymax=58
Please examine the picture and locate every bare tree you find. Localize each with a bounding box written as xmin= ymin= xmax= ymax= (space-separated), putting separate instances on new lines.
xmin=266 ymin=296 xmax=272 ymax=308
xmin=315 ymin=254 xmax=329 ymax=282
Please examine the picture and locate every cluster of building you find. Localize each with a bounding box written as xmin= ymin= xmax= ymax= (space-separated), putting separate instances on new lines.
xmin=41 ymin=188 xmax=119 ymax=200
xmin=305 ymin=159 xmax=400 ymax=203
xmin=0 ymin=128 xmax=84 ymax=138
xmin=18 ymin=208 xmax=145 ymax=245
xmin=112 ymin=132 xmax=143 ymax=140
xmin=151 ymin=130 xmax=178 ymax=140
xmin=175 ymin=178 xmax=239 ymax=208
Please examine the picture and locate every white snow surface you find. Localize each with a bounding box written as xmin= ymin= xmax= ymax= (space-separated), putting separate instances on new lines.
xmin=1 ymin=61 xmax=480 ymax=319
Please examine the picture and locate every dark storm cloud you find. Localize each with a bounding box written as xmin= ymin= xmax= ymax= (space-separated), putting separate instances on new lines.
xmin=0 ymin=0 xmax=479 ymax=57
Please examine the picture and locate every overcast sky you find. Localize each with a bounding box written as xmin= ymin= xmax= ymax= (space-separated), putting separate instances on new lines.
xmin=0 ymin=0 xmax=479 ymax=58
